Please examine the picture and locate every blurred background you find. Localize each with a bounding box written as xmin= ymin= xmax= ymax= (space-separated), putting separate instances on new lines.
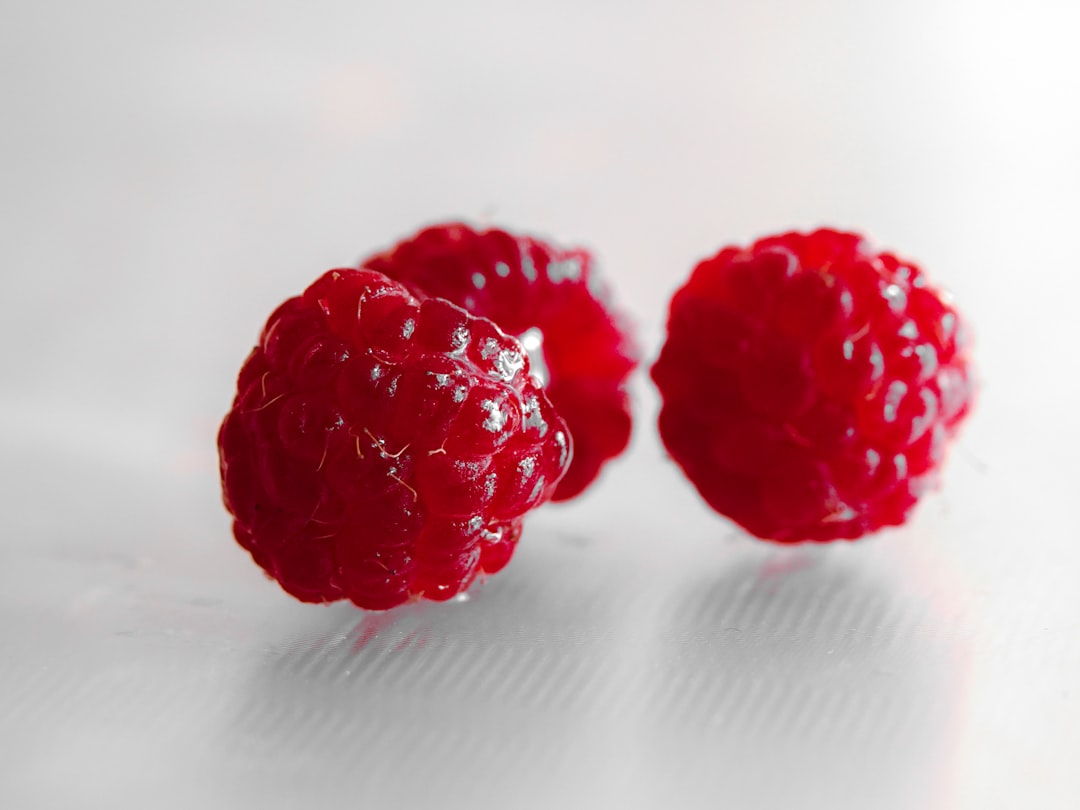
xmin=1 ymin=1 xmax=1077 ymax=808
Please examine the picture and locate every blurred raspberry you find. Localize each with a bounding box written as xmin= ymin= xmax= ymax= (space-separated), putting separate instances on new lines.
xmin=651 ymin=228 xmax=974 ymax=542
xmin=363 ymin=222 xmax=638 ymax=500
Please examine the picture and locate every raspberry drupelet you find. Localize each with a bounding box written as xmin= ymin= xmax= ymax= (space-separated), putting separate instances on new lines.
xmin=363 ymin=223 xmax=638 ymax=501
xmin=218 ymin=269 xmax=571 ymax=608
xmin=651 ymin=228 xmax=974 ymax=542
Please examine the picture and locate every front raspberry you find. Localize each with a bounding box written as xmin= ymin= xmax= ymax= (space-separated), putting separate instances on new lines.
xmin=651 ymin=228 xmax=974 ymax=542
xmin=363 ymin=223 xmax=638 ymax=501
xmin=218 ymin=269 xmax=571 ymax=608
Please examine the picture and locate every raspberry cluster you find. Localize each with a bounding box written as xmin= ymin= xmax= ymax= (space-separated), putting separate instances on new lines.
xmin=218 ymin=269 xmax=571 ymax=609
xmin=651 ymin=228 xmax=974 ymax=542
xmin=218 ymin=223 xmax=976 ymax=610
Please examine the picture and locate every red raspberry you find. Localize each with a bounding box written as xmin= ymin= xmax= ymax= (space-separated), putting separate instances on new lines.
xmin=651 ymin=228 xmax=974 ymax=542
xmin=362 ymin=223 xmax=638 ymax=501
xmin=217 ymin=268 xmax=571 ymax=609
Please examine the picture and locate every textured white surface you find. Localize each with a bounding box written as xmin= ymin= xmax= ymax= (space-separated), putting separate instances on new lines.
xmin=2 ymin=1 xmax=1079 ymax=808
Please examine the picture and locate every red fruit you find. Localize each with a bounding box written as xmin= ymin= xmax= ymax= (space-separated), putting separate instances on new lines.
xmin=218 ymin=269 xmax=571 ymax=608
xmin=362 ymin=223 xmax=638 ymax=501
xmin=651 ymin=228 xmax=974 ymax=542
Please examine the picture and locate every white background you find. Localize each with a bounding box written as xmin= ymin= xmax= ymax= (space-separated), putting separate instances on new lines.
xmin=1 ymin=1 xmax=1078 ymax=808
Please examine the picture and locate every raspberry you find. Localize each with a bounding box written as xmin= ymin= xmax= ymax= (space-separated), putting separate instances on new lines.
xmin=651 ymin=228 xmax=974 ymax=542
xmin=362 ymin=223 xmax=638 ymax=501
xmin=218 ymin=268 xmax=571 ymax=609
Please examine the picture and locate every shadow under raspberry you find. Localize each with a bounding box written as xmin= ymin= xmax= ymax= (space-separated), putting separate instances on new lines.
xmin=637 ymin=548 xmax=969 ymax=810
xmin=209 ymin=534 xmax=622 ymax=808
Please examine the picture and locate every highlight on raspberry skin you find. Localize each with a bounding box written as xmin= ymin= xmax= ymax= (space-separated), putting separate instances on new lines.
xmin=650 ymin=228 xmax=975 ymax=543
xmin=361 ymin=222 xmax=639 ymax=502
xmin=217 ymin=268 xmax=572 ymax=609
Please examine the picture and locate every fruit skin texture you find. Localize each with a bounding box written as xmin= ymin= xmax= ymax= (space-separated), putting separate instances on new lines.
xmin=218 ymin=268 xmax=571 ymax=609
xmin=651 ymin=228 xmax=974 ymax=543
xmin=362 ymin=223 xmax=638 ymax=501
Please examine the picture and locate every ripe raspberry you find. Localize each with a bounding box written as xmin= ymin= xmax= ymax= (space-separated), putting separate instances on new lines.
xmin=362 ymin=223 xmax=638 ymax=501
xmin=651 ymin=228 xmax=974 ymax=542
xmin=218 ymin=268 xmax=571 ymax=609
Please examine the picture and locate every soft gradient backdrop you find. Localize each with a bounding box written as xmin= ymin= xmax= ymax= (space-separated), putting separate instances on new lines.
xmin=2 ymin=1 xmax=1077 ymax=808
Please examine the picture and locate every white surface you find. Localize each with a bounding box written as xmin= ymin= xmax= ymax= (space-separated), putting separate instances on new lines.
xmin=2 ymin=1 xmax=1078 ymax=808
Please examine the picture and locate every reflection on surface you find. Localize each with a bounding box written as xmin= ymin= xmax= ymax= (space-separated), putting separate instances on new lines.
xmin=640 ymin=548 xmax=968 ymax=810
xmin=212 ymin=538 xmax=622 ymax=808
xmin=195 ymin=536 xmax=973 ymax=810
